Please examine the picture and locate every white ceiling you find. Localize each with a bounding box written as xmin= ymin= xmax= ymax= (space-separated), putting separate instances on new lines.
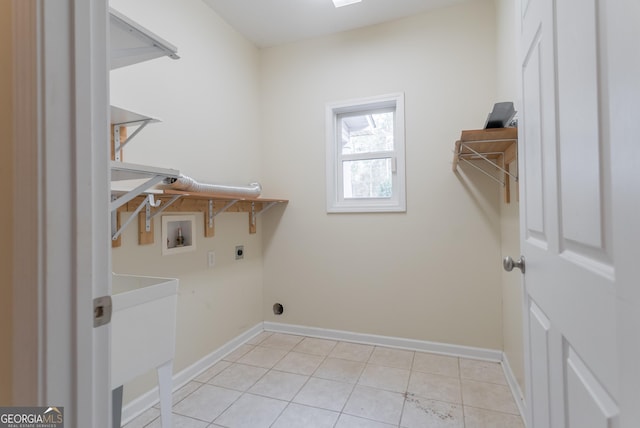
xmin=202 ymin=0 xmax=472 ymax=48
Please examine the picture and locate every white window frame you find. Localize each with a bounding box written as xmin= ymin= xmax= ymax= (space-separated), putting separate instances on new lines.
xmin=326 ymin=93 xmax=406 ymax=213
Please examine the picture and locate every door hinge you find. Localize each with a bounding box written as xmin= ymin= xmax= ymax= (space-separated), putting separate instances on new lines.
xmin=93 ymin=295 xmax=113 ymax=327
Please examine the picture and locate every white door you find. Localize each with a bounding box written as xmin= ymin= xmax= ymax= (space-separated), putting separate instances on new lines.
xmin=12 ymin=1 xmax=111 ymax=426
xmin=519 ymin=0 xmax=640 ymax=427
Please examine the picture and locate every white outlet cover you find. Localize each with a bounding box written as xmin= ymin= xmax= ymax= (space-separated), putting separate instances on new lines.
xmin=208 ymin=251 xmax=215 ymax=267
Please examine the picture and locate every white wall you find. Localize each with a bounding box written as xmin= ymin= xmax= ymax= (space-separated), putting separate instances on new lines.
xmin=109 ymin=0 xmax=523 ymax=407
xmin=260 ymin=0 xmax=505 ymax=350
xmin=495 ymin=0 xmax=525 ymax=393
xmin=109 ymin=0 xmax=264 ymax=403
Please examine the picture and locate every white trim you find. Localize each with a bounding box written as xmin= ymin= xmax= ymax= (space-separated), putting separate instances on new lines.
xmin=121 ymin=323 xmax=264 ymax=424
xmin=326 ymin=93 xmax=406 ymax=213
xmin=74 ymin=0 xmax=111 ymax=426
xmin=264 ymin=322 xmax=503 ymax=362
xmin=12 ymin=1 xmax=110 ymax=426
xmin=502 ymin=351 xmax=528 ymax=426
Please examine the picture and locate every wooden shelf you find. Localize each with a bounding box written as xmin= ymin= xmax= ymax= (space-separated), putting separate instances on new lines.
xmin=107 ymin=11 xmax=288 ymax=246
xmin=162 ymin=189 xmax=286 ymax=203
xmin=452 ymin=128 xmax=518 ymax=203
xmin=115 ymin=191 xmax=288 ymax=245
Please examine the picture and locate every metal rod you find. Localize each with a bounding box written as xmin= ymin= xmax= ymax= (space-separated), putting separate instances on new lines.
xmin=111 ymin=195 xmax=119 ymax=237
xmin=251 ymin=202 xmax=256 ymax=226
xmin=144 ymin=195 xmax=160 ymax=232
xmin=150 ymin=195 xmax=182 ymax=219
xmin=214 ymin=200 xmax=238 ymax=217
xmin=461 ymin=143 xmax=519 ymax=181
xmin=112 ymin=195 xmax=150 ymax=240
xmin=117 ymin=120 xmax=151 ymax=152
xmin=110 ymin=175 xmax=165 ymax=212
xmin=145 ymin=202 xmax=151 ymax=232
xmin=459 ymin=151 xmax=507 ymax=157
xmin=257 ymin=201 xmax=278 ymax=217
xmin=462 ymin=144 xmax=502 ymax=167
xmin=459 ymin=138 xmax=517 ymax=144
xmin=113 ymin=126 xmax=121 ymax=162
xmin=459 ymin=157 xmax=506 ymax=186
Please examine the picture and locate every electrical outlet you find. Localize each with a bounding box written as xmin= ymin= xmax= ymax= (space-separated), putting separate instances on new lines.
xmin=235 ymin=245 xmax=244 ymax=260
xmin=208 ymin=251 xmax=216 ymax=268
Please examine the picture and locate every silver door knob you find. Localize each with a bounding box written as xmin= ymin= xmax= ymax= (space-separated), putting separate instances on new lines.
xmin=503 ymin=256 xmax=525 ymax=274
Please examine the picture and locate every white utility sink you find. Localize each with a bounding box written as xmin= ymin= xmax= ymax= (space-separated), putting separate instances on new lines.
xmin=111 ymin=274 xmax=178 ymax=427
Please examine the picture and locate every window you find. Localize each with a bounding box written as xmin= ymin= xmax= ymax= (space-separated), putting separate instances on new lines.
xmin=326 ymin=93 xmax=406 ymax=212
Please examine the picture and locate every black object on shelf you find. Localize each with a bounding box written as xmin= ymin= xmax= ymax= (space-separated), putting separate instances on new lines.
xmin=484 ymin=102 xmax=516 ymax=129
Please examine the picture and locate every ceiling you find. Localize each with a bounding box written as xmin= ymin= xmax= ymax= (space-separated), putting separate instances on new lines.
xmin=202 ymin=0 xmax=471 ymax=48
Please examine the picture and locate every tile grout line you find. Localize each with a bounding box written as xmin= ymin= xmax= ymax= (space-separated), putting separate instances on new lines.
xmin=266 ymin=336 xmax=314 ymax=427
xmin=269 ymin=335 xmax=336 ymax=427
xmin=337 ymin=343 xmax=369 ymax=415
xmin=459 ymin=356 xmax=468 ymax=428
xmin=128 ymin=333 xmax=522 ymax=427
xmin=397 ymin=350 xmax=418 ymax=428
xmin=226 ymin=335 xmax=304 ymax=427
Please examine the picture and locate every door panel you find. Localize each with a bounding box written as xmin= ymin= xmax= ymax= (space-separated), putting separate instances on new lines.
xmin=565 ymin=346 xmax=618 ymax=428
xmin=556 ymin=0 xmax=606 ymax=252
xmin=522 ymin=33 xmax=546 ymax=242
xmin=528 ymin=302 xmax=551 ymax=427
xmin=519 ymin=0 xmax=631 ymax=426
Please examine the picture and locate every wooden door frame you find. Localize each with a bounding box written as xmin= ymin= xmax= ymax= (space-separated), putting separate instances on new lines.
xmin=12 ymin=1 xmax=111 ymax=426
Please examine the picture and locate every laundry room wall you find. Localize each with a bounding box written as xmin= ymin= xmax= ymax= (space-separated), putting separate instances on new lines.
xmin=109 ymin=0 xmax=265 ymax=404
xmin=260 ymin=0 xmax=505 ymax=350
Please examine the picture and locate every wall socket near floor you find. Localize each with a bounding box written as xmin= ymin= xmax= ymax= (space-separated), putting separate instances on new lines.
xmin=208 ymin=251 xmax=215 ymax=268
xmin=235 ymin=245 xmax=244 ymax=260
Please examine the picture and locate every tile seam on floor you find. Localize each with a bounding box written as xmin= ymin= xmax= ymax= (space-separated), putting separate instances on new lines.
xmin=124 ymin=323 xmax=522 ymax=426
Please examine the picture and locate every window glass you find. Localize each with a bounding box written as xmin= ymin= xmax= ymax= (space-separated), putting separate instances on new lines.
xmin=341 ymin=111 xmax=394 ymax=155
xmin=326 ymin=93 xmax=405 ymax=213
xmin=342 ymin=158 xmax=393 ymax=199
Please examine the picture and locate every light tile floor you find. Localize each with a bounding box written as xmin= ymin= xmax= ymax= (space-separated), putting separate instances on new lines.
xmin=125 ymin=332 xmax=524 ymax=428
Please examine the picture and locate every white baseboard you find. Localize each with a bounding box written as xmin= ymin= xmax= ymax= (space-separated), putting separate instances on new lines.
xmin=263 ymin=321 xmax=503 ymax=362
xmin=120 ymin=322 xmax=264 ymax=425
xmin=501 ymin=351 xmax=528 ymax=427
